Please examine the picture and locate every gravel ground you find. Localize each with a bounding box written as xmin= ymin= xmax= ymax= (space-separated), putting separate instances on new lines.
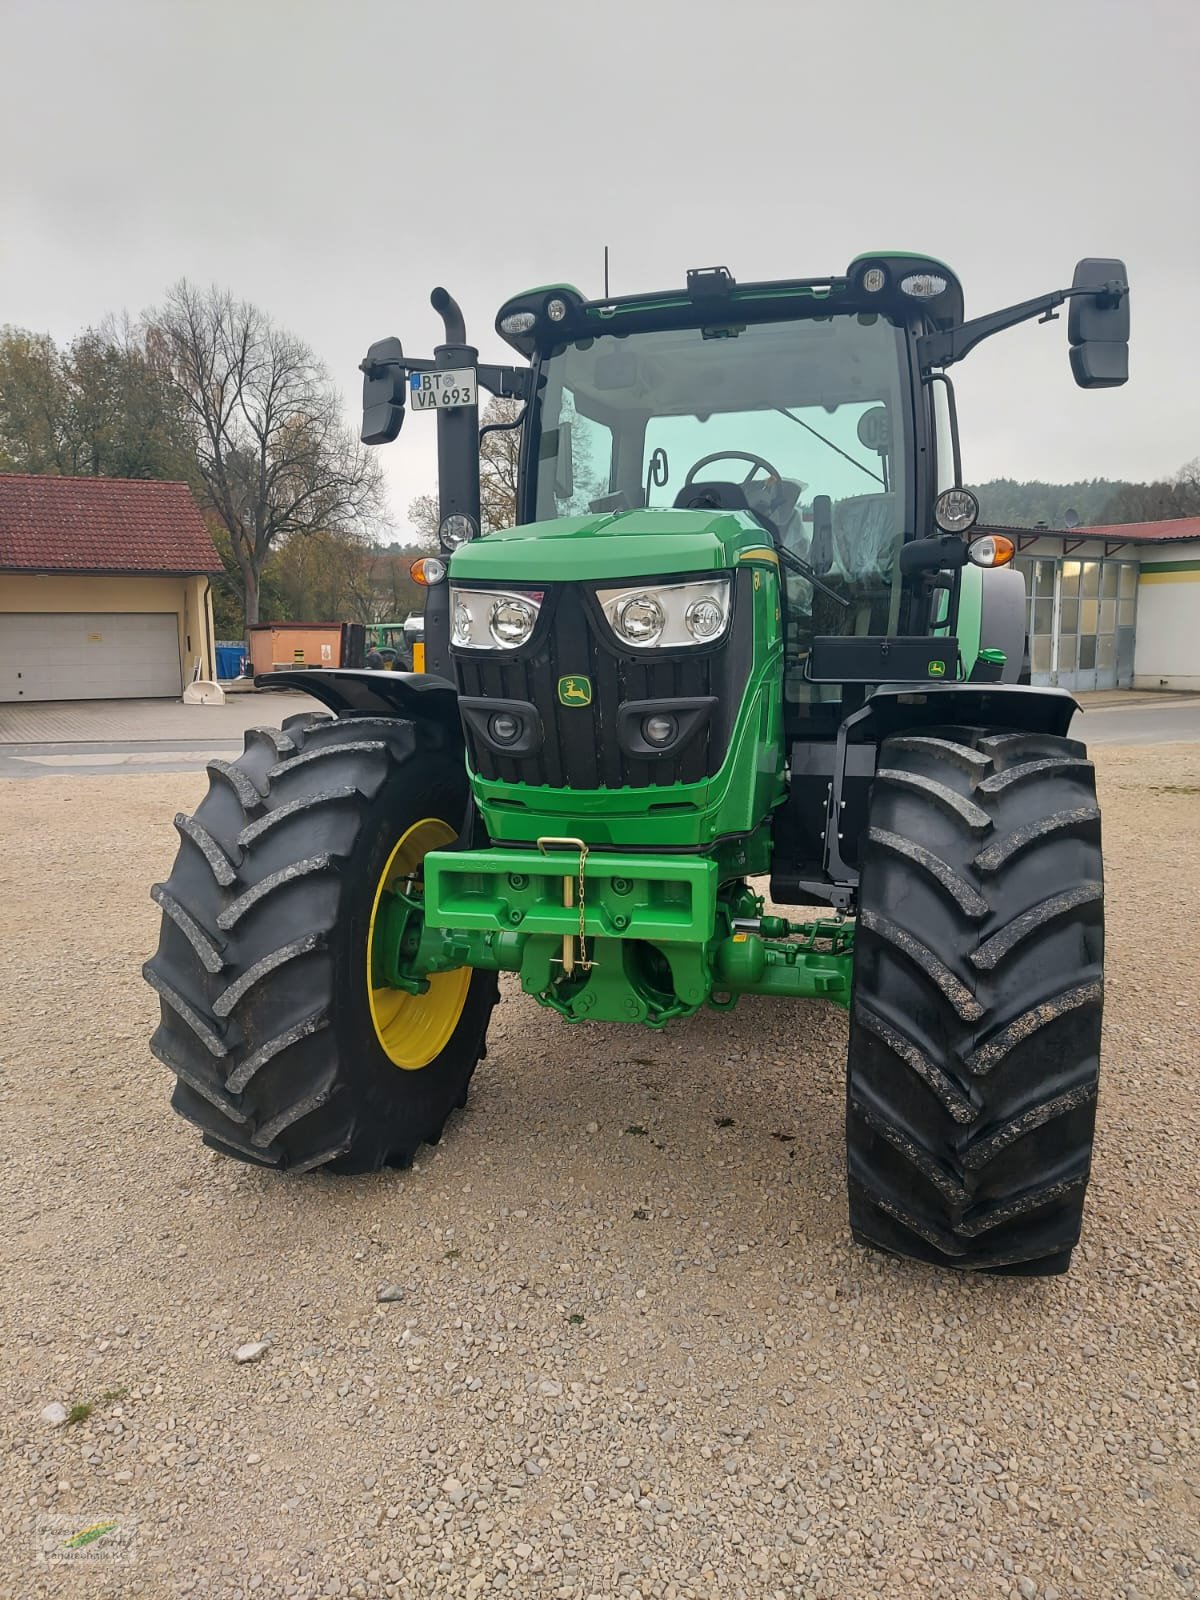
xmin=2 ymin=745 xmax=1199 ymax=1600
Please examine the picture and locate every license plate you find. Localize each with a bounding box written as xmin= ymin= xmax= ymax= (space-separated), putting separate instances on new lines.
xmin=410 ymin=368 xmax=478 ymax=411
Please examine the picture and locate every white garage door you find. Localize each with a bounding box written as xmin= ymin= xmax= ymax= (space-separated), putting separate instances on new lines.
xmin=0 ymin=612 xmax=182 ymax=702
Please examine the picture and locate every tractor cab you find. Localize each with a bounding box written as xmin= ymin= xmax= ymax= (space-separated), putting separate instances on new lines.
xmin=510 ymin=264 xmax=929 ymax=714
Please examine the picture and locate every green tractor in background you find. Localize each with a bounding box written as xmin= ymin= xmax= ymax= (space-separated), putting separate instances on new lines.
xmin=146 ymin=253 xmax=1129 ymax=1275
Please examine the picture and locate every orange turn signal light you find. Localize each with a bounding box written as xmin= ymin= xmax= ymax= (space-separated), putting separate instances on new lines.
xmin=410 ymin=556 xmax=446 ymax=586
xmin=967 ymin=534 xmax=1015 ymax=568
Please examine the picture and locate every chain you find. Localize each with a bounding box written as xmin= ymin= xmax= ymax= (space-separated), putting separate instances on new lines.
xmin=575 ymin=841 xmax=592 ymax=970
xmin=537 ymin=836 xmax=593 ymax=974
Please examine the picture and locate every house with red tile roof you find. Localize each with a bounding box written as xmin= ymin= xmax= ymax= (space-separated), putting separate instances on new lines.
xmin=0 ymin=474 xmax=223 ymax=702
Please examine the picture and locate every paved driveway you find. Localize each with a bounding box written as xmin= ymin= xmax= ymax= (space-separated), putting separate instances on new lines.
xmin=1 ymin=688 xmax=1197 ymax=780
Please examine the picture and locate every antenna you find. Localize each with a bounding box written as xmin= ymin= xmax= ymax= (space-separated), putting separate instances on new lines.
xmin=603 ymin=244 xmax=610 ymax=300
xmin=1064 ymin=507 xmax=1080 ymax=529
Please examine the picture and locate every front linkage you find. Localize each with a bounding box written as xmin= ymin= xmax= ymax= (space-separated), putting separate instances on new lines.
xmin=374 ymin=840 xmax=855 ymax=1026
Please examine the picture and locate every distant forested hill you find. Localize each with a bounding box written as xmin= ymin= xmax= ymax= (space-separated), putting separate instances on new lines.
xmin=967 ymin=479 xmax=1136 ymax=528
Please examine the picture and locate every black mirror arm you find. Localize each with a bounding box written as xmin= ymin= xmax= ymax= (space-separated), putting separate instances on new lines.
xmin=479 ymin=406 xmax=527 ymax=445
xmin=358 ymin=353 xmax=531 ymax=402
xmin=918 ymin=281 xmax=1128 ymax=373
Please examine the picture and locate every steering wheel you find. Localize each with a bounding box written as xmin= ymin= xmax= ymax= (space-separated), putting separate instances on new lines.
xmin=683 ymin=451 xmax=786 ymax=491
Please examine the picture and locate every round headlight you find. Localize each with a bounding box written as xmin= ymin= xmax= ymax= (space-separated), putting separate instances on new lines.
xmin=934 ymin=487 xmax=980 ymax=535
xmin=439 ymin=513 xmax=478 ymax=550
xmin=488 ymin=712 xmax=522 ymax=745
xmin=642 ymin=714 xmax=677 ymax=747
xmin=546 ymin=297 xmax=568 ymax=322
xmin=861 ymin=267 xmax=886 ymax=293
xmin=615 ymin=593 xmax=665 ymax=644
xmin=685 ymin=596 xmax=725 ymax=640
xmin=489 ymin=596 xmax=536 ymax=647
xmin=451 ymin=599 xmax=472 ymax=645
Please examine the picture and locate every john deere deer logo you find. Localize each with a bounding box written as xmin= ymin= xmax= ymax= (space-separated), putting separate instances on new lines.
xmin=557 ymin=675 xmax=592 ymax=707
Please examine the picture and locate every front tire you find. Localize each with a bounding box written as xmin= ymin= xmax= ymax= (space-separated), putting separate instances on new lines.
xmin=144 ymin=712 xmax=497 ymax=1174
xmin=846 ymin=726 xmax=1104 ymax=1274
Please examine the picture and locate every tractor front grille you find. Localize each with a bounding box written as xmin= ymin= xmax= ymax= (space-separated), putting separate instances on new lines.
xmin=453 ymin=573 xmax=753 ymax=790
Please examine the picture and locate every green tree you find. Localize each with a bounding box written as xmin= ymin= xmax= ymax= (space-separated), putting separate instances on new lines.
xmin=970 ymin=478 xmax=1137 ymax=529
xmin=0 ymin=321 xmax=193 ymax=481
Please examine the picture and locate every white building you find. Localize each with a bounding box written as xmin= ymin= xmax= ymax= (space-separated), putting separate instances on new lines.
xmin=983 ymin=516 xmax=1200 ymax=693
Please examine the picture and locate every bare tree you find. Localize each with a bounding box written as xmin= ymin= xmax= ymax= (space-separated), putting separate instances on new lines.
xmin=480 ymin=396 xmax=522 ymax=531
xmin=1100 ymin=458 xmax=1200 ymax=524
xmin=406 ymin=397 xmax=525 ymax=543
xmin=147 ymin=281 xmax=384 ymax=626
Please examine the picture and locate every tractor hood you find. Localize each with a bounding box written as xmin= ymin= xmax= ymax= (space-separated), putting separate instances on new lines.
xmin=447 ymin=507 xmax=772 ymax=584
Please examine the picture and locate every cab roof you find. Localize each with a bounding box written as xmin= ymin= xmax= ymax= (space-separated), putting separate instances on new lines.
xmin=495 ymin=254 xmax=964 ymax=358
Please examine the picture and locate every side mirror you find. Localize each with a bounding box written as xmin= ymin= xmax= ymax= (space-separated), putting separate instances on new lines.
xmin=1068 ymin=259 xmax=1129 ymax=389
xmin=360 ymin=336 xmax=406 ymax=444
xmin=810 ymin=494 xmax=833 ymax=574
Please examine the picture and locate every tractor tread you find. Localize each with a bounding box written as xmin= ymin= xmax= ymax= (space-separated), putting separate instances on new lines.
xmin=858 ymin=909 xmax=985 ymax=1021
xmin=244 ymin=726 xmax=297 ymax=759
xmin=211 ymin=933 xmax=325 ymax=1018
xmin=852 ymin=1001 xmax=976 ymax=1123
xmin=976 ymin=756 xmax=1092 ymax=795
xmin=150 ymin=883 xmax=226 ymax=973
xmin=970 ymin=884 xmax=1103 ymax=971
xmin=206 ymin=757 xmax=267 ymax=809
xmin=866 ymin=828 xmax=988 ymax=918
xmin=873 ymin=767 xmax=992 ymax=832
xmin=886 ymin=734 xmax=991 ymax=771
xmin=174 ymin=813 xmax=238 ymax=886
xmin=142 ymin=965 xmax=228 ymax=1057
xmin=961 ymin=979 xmax=1103 ymax=1076
xmin=149 ymin=1034 xmax=248 ymax=1122
xmin=226 ymin=1011 xmax=330 ymax=1093
xmin=961 ymin=1081 xmax=1098 ymax=1170
xmin=973 ymin=806 xmax=1101 ymax=873
xmin=847 ymin=722 xmax=1103 ymax=1273
xmin=217 ymin=856 xmax=336 ymax=930
xmin=267 ymin=740 xmax=389 ymax=781
xmin=251 ymin=1063 xmax=339 ymax=1147
xmin=237 ymin=785 xmax=360 ymax=848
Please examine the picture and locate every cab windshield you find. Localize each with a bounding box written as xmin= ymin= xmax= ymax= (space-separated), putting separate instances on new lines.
xmin=532 ymin=314 xmax=910 ymax=659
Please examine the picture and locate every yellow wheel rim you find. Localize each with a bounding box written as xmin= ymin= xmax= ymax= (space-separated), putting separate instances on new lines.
xmin=366 ymin=817 xmax=472 ymax=1069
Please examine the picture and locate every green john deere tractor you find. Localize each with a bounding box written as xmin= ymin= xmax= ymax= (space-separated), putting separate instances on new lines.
xmin=145 ymin=253 xmax=1129 ymax=1275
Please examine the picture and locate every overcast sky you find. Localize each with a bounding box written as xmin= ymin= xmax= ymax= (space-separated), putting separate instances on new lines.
xmin=2 ymin=0 xmax=1197 ymax=535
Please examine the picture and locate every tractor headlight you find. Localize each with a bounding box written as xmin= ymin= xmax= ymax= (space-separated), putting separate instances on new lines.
xmin=450 ymin=587 xmax=543 ymax=650
xmin=439 ymin=513 xmax=478 ymax=550
xmin=614 ymin=593 xmax=666 ymax=645
xmin=489 ymin=595 xmax=537 ymax=646
xmin=598 ymin=576 xmax=732 ymax=651
xmin=934 ymin=487 xmax=980 ymax=535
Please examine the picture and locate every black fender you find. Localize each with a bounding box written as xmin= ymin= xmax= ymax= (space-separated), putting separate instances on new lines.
xmin=864 ymin=681 xmax=1078 ymax=739
xmin=773 ymin=682 xmax=1082 ymax=908
xmin=257 ymin=669 xmax=460 ymax=727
